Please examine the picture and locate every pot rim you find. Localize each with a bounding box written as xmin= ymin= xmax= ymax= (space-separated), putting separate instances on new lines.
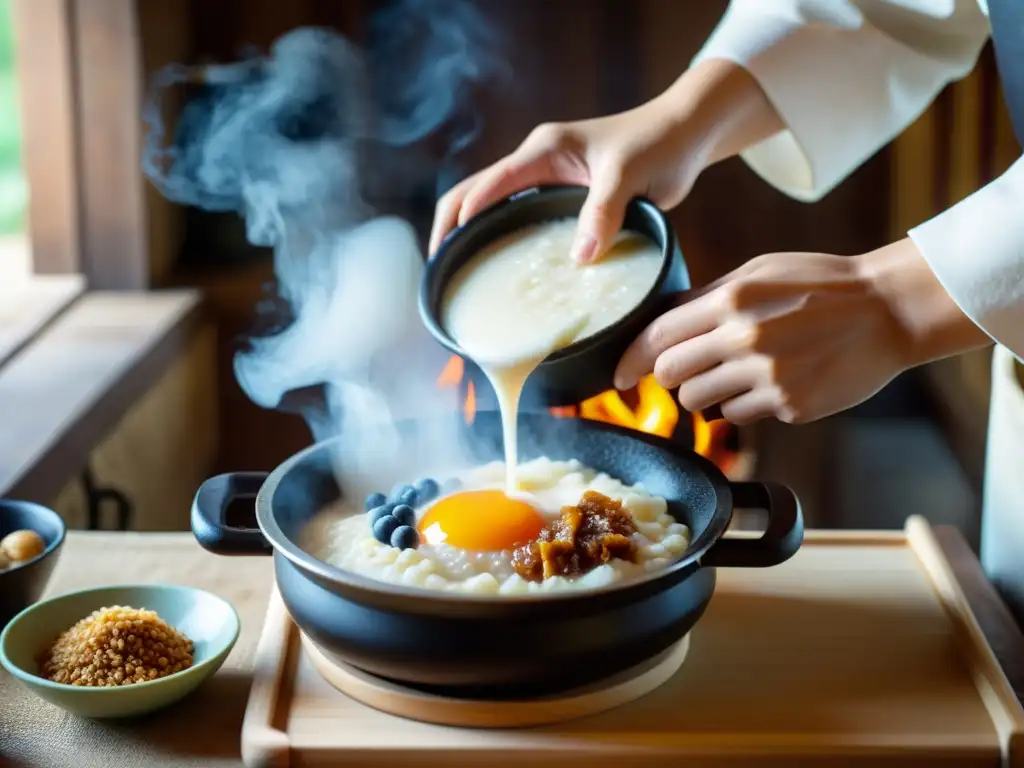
xmin=418 ymin=184 xmax=684 ymax=367
xmin=254 ymin=417 xmax=734 ymax=608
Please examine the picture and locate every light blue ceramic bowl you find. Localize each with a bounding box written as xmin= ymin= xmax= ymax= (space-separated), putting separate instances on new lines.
xmin=0 ymin=584 xmax=240 ymax=719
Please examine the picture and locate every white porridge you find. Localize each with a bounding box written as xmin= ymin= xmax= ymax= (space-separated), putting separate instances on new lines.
xmin=302 ymin=456 xmax=690 ymax=596
xmin=441 ymin=218 xmax=664 ymax=494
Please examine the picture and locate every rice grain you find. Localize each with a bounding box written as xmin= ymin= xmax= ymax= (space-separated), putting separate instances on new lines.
xmin=38 ymin=606 xmax=194 ymax=687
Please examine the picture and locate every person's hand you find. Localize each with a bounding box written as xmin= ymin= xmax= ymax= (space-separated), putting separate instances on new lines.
xmin=429 ymin=106 xmax=702 ymax=264
xmin=429 ymin=60 xmax=784 ymax=262
xmin=613 ymin=239 xmax=991 ymax=425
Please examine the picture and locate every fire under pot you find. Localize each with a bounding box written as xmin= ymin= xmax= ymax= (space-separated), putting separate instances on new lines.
xmin=435 ymin=355 xmax=757 ymax=484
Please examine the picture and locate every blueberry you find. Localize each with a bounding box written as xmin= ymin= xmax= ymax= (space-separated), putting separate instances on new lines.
xmin=390 ymin=525 xmax=419 ymax=550
xmin=368 ymin=503 xmax=395 ymax=527
xmin=372 ymin=514 xmax=400 ymax=544
xmin=364 ymin=492 xmax=387 ymax=511
xmin=390 ymin=484 xmax=418 ymax=507
xmin=415 ymin=478 xmax=440 ymax=503
xmin=392 ymin=504 xmax=416 ymax=527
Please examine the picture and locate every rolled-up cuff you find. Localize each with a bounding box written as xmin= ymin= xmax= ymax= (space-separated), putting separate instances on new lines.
xmin=693 ymin=1 xmax=982 ymax=202
xmin=908 ymin=158 xmax=1024 ymax=363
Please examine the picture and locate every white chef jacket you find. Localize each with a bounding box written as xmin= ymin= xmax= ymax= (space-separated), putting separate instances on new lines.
xmin=692 ymin=0 xmax=1024 ymax=363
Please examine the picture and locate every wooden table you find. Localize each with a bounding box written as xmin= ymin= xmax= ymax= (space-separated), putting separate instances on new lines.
xmin=1 ymin=527 xmax=1023 ymax=768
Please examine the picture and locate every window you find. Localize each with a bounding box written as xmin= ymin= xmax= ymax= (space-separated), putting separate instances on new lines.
xmin=0 ymin=2 xmax=208 ymax=507
xmin=0 ymin=0 xmax=28 ymax=282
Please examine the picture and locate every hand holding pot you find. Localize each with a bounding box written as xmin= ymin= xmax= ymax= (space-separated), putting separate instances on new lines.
xmin=430 ymin=110 xmax=697 ymax=266
xmin=429 ymin=59 xmax=782 ymax=264
xmin=614 ymin=239 xmax=991 ymax=425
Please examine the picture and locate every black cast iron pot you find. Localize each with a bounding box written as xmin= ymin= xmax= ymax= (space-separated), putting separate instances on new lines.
xmin=419 ymin=185 xmax=690 ymax=408
xmin=192 ymin=412 xmax=803 ymax=699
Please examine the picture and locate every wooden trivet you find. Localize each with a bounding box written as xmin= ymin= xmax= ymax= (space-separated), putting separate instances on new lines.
xmin=300 ymin=627 xmax=689 ymax=728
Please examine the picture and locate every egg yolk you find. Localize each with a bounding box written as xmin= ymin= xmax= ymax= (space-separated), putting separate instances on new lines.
xmin=417 ymin=490 xmax=545 ymax=552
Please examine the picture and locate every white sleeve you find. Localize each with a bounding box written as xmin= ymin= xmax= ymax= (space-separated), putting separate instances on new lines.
xmin=692 ymin=0 xmax=991 ymax=201
xmin=909 ymin=158 xmax=1024 ymax=361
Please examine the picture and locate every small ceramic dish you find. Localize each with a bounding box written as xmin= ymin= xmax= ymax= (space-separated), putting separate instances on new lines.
xmin=0 ymin=500 xmax=66 ymax=627
xmin=0 ymin=584 xmax=240 ymax=719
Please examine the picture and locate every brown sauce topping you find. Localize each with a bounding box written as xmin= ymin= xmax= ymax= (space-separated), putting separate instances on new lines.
xmin=510 ymin=491 xmax=638 ymax=582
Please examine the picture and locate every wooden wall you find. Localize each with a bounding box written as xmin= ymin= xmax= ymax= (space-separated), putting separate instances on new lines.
xmin=51 ymin=323 xmax=218 ymax=531
xmin=138 ymin=0 xmax=193 ymax=287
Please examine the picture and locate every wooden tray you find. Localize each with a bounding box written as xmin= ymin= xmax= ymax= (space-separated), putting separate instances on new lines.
xmin=242 ymin=517 xmax=1024 ymax=767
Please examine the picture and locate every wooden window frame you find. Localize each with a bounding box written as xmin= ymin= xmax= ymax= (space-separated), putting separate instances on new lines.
xmin=10 ymin=0 xmax=79 ymax=275
xmin=0 ymin=1 xmax=210 ymax=507
xmin=11 ymin=0 xmax=149 ymax=288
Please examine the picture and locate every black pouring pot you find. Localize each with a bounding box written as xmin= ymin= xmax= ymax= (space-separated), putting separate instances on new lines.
xmin=419 ymin=185 xmax=690 ymax=407
xmin=192 ymin=412 xmax=803 ymax=699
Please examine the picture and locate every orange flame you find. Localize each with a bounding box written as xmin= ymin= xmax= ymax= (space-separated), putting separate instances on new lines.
xmin=436 ymin=356 xmax=464 ymax=388
xmin=463 ymin=380 xmax=476 ymax=425
xmin=573 ymin=374 xmax=678 ymax=439
xmin=437 ymin=356 xmax=476 ymax=425
xmin=435 ymin=355 xmax=736 ymax=467
xmin=692 ymin=409 xmax=736 ymax=472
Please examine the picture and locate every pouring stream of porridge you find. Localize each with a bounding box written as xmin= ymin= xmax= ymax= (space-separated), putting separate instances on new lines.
xmin=441 ymin=218 xmax=664 ymax=494
xmin=302 ymin=220 xmax=685 ymax=595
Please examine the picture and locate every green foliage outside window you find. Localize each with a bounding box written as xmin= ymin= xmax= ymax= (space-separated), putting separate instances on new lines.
xmin=0 ymin=0 xmax=26 ymax=236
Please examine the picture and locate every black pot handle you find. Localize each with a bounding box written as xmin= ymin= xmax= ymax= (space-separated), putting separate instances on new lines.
xmin=191 ymin=472 xmax=273 ymax=556
xmin=701 ymin=481 xmax=804 ymax=568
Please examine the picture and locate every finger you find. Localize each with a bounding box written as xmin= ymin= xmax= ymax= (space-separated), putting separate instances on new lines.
xmin=688 ymin=256 xmax=763 ymax=296
xmin=459 ymin=152 xmax=567 ymax=229
xmin=719 ymin=388 xmax=782 ymax=425
xmin=675 ymin=359 xmax=756 ymax=413
xmin=429 ymin=151 xmax=559 ymax=256
xmin=614 ymin=295 xmax=721 ymax=390
xmin=573 ymin=168 xmax=631 ymax=264
xmin=429 ymin=173 xmax=481 ymax=256
xmin=651 ymin=325 xmax=733 ymax=389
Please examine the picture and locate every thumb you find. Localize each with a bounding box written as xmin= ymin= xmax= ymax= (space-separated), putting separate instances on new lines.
xmin=572 ymin=172 xmax=631 ymax=265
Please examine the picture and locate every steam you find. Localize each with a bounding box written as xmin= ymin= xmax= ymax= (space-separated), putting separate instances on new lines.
xmin=142 ymin=2 xmax=508 ymax=487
